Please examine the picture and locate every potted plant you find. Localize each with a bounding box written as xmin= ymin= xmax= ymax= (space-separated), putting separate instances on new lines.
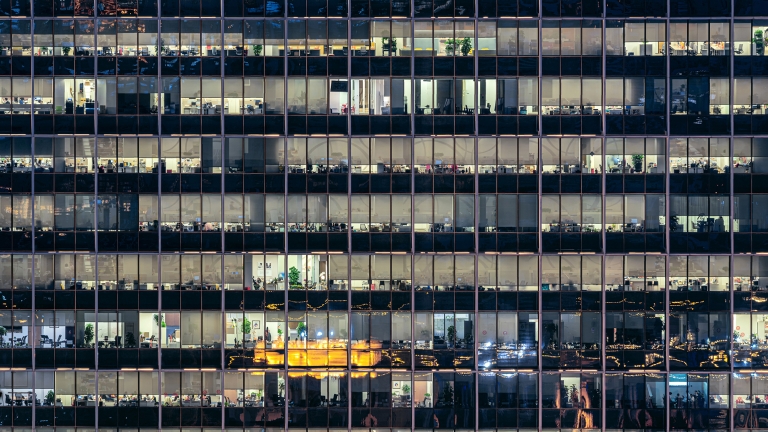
xmin=278 ymin=381 xmax=285 ymax=397
xmin=543 ymin=322 xmax=558 ymax=348
xmin=423 ymin=392 xmax=431 ymax=407
xmin=569 ymin=384 xmax=579 ymax=407
xmin=444 ymin=38 xmax=458 ymax=55
xmin=296 ymin=322 xmax=307 ymax=340
xmin=83 ymin=323 xmax=94 ymax=348
xmin=382 ymin=36 xmax=398 ymax=55
xmin=62 ymin=46 xmax=71 ymax=56
xmin=268 ymin=277 xmax=280 ymax=290
xmin=459 ymin=37 xmax=472 ymax=56
xmin=154 ymin=313 xmax=166 ymax=328
xmin=631 ymin=154 xmax=644 ymax=172
xmin=754 ymin=29 xmax=764 ymax=55
xmin=402 ymin=384 xmax=411 ymax=397
xmin=241 ymin=316 xmax=252 ymax=341
xmin=446 ymin=325 xmax=456 ymax=348
xmin=45 ymin=390 xmax=55 ymax=405
xmin=288 ymin=266 xmax=302 ymax=289
xmin=124 ymin=332 xmax=136 ymax=348
xmin=0 ymin=325 xmax=6 ymax=346
xmin=277 ymin=325 xmax=283 ymax=341
xmin=252 ymin=44 xmax=263 ymax=56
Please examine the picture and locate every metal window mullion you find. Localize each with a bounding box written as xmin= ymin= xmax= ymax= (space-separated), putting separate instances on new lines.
xmin=600 ymin=15 xmax=608 ymax=432
xmin=219 ymin=9 xmax=227 ymax=419
xmin=345 ymin=133 xmax=353 ymax=431
xmin=29 ymin=14 xmax=37 ymax=415
xmin=729 ymin=0 xmax=736 ymax=419
xmin=410 ymin=17 xmax=415 ymax=137
xmin=537 ymin=18 xmax=543 ymax=142
xmin=155 ymin=0 xmax=163 ymax=424
xmin=664 ymin=14 xmax=672 ymax=432
xmin=410 ymin=95 xmax=416 ymax=430
xmin=348 ymin=17 xmax=353 ymax=137
xmin=94 ymin=111 xmax=100 ymax=394
xmin=535 ymin=10 xmax=544 ymax=416
xmin=283 ymin=137 xmax=289 ymax=430
xmin=665 ymin=204 xmax=671 ymax=432
xmin=91 ymin=11 xmax=100 ymax=428
xmin=346 ymin=132 xmax=354 ymax=432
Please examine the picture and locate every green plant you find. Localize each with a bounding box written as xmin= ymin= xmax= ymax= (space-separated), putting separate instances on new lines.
xmin=252 ymin=44 xmax=263 ymax=56
xmin=241 ymin=316 xmax=252 ymax=335
xmin=444 ymin=38 xmax=458 ymax=55
xmin=46 ymin=390 xmax=55 ymax=404
xmin=62 ymin=46 xmax=71 ymax=56
xmin=277 ymin=326 xmax=283 ymax=338
xmin=279 ymin=381 xmax=285 ymax=396
xmin=288 ymin=266 xmax=302 ymax=288
xmin=296 ymin=322 xmax=307 ymax=339
xmin=459 ymin=37 xmax=472 ymax=56
xmin=154 ymin=313 xmax=166 ymax=328
xmin=124 ymin=332 xmax=136 ymax=347
xmin=382 ymin=37 xmax=398 ymax=53
xmin=446 ymin=325 xmax=456 ymax=344
xmin=84 ymin=324 xmax=94 ymax=347
xmin=402 ymin=384 xmax=411 ymax=394
xmin=424 ymin=392 xmax=431 ymax=398
xmin=631 ymin=154 xmax=644 ymax=170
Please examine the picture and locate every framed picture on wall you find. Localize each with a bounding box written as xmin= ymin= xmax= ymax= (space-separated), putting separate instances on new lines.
xmin=254 ymin=320 xmax=260 ymax=330
xmin=393 ymin=382 xmax=400 ymax=389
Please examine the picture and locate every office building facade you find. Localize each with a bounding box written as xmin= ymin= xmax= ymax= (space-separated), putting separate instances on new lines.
xmin=0 ymin=0 xmax=762 ymax=430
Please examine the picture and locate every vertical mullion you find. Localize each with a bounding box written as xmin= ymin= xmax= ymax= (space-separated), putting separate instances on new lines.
xmin=665 ymin=11 xmax=672 ymax=432
xmin=28 ymin=17 xmax=37 ymax=422
xmin=219 ymin=9 xmax=227 ymax=425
